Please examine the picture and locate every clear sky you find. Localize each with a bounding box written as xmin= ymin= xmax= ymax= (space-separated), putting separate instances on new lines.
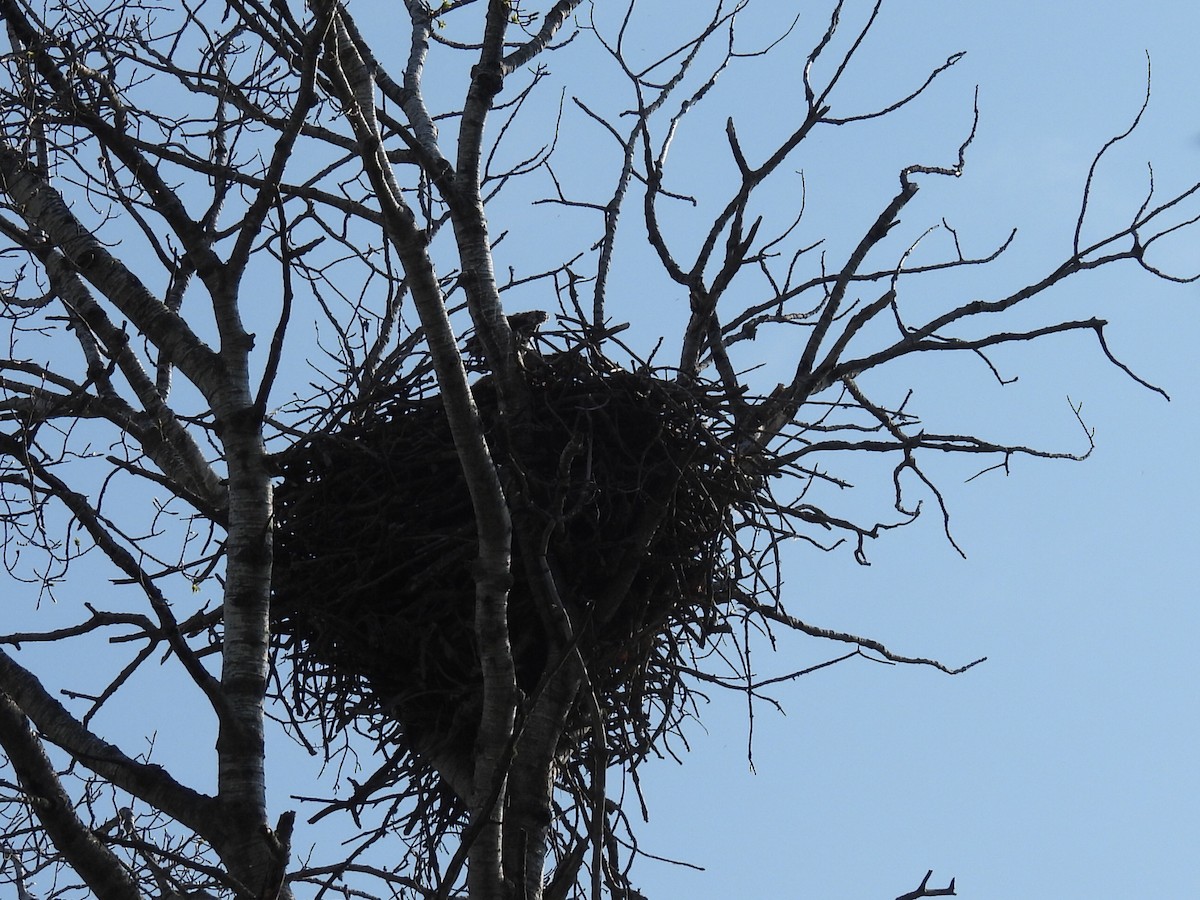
xmin=116 ymin=3 xmax=1200 ymax=897
xmin=603 ymin=3 xmax=1200 ymax=898
xmin=5 ymin=3 xmax=1196 ymax=899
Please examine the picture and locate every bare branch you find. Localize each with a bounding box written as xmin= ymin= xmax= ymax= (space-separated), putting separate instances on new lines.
xmin=0 ymin=693 xmax=143 ymax=900
xmin=896 ymin=869 xmax=957 ymax=900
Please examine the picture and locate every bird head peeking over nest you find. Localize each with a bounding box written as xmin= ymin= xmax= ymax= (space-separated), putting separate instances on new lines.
xmin=463 ymin=309 xmax=549 ymax=371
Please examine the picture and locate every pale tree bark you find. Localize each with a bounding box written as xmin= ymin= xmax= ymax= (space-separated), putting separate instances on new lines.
xmin=0 ymin=2 xmax=1195 ymax=900
xmin=315 ymin=6 xmax=518 ymax=896
xmin=0 ymin=0 xmax=308 ymax=894
xmin=0 ymin=693 xmax=143 ymax=900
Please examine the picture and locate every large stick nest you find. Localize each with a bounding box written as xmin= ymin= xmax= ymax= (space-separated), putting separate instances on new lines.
xmin=271 ymin=345 xmax=770 ymax=835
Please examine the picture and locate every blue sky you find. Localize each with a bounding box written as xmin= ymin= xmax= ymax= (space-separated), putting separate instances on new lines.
xmin=602 ymin=3 xmax=1200 ymax=897
xmin=113 ymin=3 xmax=1198 ymax=896
xmin=4 ymin=3 xmax=1196 ymax=898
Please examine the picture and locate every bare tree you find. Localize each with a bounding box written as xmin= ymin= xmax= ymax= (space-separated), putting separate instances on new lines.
xmin=0 ymin=2 xmax=1193 ymax=899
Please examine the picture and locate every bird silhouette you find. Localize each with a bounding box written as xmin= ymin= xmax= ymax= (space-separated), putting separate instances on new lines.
xmin=463 ymin=310 xmax=548 ymax=369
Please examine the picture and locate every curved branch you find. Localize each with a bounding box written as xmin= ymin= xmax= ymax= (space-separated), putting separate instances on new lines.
xmin=501 ymin=1 xmax=583 ymax=71
xmin=738 ymin=597 xmax=985 ymax=675
xmin=0 ymin=693 xmax=143 ymax=900
xmin=0 ymin=431 xmax=230 ymax=724
xmin=0 ymin=146 xmax=225 ymax=402
xmin=0 ymin=648 xmax=221 ymax=841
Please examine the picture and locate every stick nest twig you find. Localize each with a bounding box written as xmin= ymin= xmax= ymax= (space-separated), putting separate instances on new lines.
xmin=271 ymin=343 xmax=769 ymax=839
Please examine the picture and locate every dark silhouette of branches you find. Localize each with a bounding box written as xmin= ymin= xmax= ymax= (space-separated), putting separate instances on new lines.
xmin=0 ymin=1 xmax=1194 ymax=899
